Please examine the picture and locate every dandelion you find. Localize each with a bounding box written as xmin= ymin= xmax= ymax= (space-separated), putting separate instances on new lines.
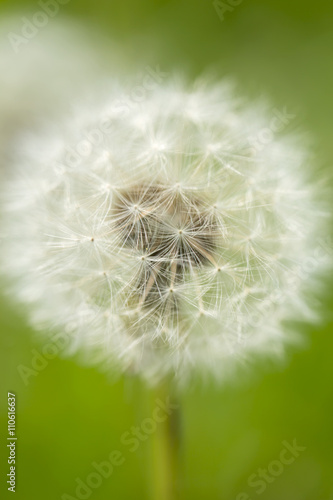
xmin=0 ymin=77 xmax=322 ymax=387
xmin=1 ymin=73 xmax=327 ymax=500
xmin=0 ymin=16 xmax=122 ymax=175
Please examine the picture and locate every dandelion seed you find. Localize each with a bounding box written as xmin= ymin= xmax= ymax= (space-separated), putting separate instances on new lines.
xmin=0 ymin=77 xmax=325 ymax=385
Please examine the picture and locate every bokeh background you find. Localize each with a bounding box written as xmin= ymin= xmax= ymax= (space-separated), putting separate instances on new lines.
xmin=0 ymin=0 xmax=332 ymax=499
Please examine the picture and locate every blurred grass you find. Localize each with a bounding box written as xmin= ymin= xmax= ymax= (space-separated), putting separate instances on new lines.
xmin=0 ymin=1 xmax=333 ymax=499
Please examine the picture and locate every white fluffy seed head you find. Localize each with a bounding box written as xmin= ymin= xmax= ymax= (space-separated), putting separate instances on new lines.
xmin=0 ymin=16 xmax=125 ymax=177
xmin=0 ymin=77 xmax=327 ymax=386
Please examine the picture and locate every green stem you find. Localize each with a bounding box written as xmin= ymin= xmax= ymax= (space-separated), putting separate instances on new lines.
xmin=149 ymin=380 xmax=182 ymax=500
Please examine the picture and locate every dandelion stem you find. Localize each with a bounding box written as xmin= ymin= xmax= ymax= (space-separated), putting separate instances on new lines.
xmin=149 ymin=380 xmax=182 ymax=500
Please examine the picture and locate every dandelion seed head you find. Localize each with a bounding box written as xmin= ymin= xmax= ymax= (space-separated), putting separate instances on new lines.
xmin=0 ymin=77 xmax=326 ymax=386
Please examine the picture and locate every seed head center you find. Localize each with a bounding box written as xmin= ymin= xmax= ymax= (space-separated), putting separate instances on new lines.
xmin=113 ymin=183 xmax=220 ymax=311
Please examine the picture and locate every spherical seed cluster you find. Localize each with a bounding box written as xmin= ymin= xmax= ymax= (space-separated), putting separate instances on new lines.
xmin=0 ymin=79 xmax=321 ymax=385
xmin=0 ymin=17 xmax=118 ymax=175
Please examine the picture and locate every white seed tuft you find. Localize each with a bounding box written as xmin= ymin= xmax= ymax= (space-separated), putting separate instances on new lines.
xmin=0 ymin=78 xmax=327 ymax=386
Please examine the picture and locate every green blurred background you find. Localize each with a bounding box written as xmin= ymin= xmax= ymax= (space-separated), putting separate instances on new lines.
xmin=0 ymin=0 xmax=332 ymax=499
